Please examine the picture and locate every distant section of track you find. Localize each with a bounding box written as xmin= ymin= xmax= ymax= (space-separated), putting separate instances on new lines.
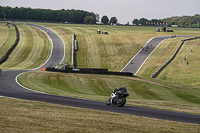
xmin=121 ymin=36 xmax=185 ymax=75
xmin=0 ymin=24 xmax=199 ymax=125
xmin=27 ymin=24 xmax=65 ymax=70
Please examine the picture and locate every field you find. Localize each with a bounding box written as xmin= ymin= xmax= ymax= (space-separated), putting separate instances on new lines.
xmin=0 ymin=23 xmax=51 ymax=70
xmin=37 ymin=23 xmax=200 ymax=72
xmin=137 ymin=37 xmax=200 ymax=86
xmin=0 ymin=22 xmax=16 ymax=59
xmin=18 ymin=71 xmax=200 ymax=115
xmin=1 ymin=22 xmax=200 ymax=132
xmin=1 ymin=97 xmax=199 ymax=133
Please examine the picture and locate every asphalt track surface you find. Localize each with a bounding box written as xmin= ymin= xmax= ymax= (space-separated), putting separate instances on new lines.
xmin=0 ymin=24 xmax=200 ymax=125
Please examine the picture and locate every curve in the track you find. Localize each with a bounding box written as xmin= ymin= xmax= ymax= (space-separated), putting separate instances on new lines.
xmin=0 ymin=24 xmax=199 ymax=125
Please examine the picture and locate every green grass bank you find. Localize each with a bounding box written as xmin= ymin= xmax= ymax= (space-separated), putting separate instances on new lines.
xmin=0 ymin=97 xmax=199 ymax=133
xmin=18 ymin=71 xmax=200 ymax=115
xmin=0 ymin=23 xmax=51 ymax=70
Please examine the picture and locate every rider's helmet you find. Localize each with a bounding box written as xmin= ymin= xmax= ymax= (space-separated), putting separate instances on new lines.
xmin=122 ymin=85 xmax=125 ymax=88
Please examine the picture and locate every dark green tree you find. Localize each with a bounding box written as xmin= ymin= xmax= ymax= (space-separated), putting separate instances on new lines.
xmin=84 ymin=16 xmax=95 ymax=24
xmin=110 ymin=17 xmax=118 ymax=25
xmin=101 ymin=15 xmax=109 ymax=24
xmin=132 ymin=18 xmax=138 ymax=26
xmin=95 ymin=14 xmax=100 ymax=22
xmin=138 ymin=18 xmax=148 ymax=26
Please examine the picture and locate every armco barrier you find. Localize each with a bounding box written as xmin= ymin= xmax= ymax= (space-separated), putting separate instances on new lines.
xmin=45 ymin=67 xmax=133 ymax=77
xmin=151 ymin=36 xmax=200 ymax=78
xmin=71 ymin=33 xmax=79 ymax=68
xmin=0 ymin=23 xmax=19 ymax=64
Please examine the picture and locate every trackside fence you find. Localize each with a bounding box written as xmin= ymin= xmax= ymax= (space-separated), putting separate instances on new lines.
xmin=45 ymin=67 xmax=133 ymax=77
xmin=72 ymin=33 xmax=78 ymax=68
xmin=0 ymin=23 xmax=19 ymax=64
xmin=151 ymin=36 xmax=200 ymax=78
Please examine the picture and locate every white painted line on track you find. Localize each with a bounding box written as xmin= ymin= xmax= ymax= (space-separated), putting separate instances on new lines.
xmin=15 ymin=71 xmax=104 ymax=106
xmin=13 ymin=24 xmax=101 ymax=106
xmin=30 ymin=25 xmax=65 ymax=70
xmin=30 ymin=26 xmax=54 ymax=70
xmin=15 ymin=71 xmax=48 ymax=94
xmin=39 ymin=26 xmax=66 ymax=68
xmin=14 ymin=24 xmax=66 ymax=95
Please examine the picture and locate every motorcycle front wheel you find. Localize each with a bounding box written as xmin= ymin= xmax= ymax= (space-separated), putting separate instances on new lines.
xmin=117 ymin=98 xmax=126 ymax=107
xmin=106 ymin=98 xmax=111 ymax=105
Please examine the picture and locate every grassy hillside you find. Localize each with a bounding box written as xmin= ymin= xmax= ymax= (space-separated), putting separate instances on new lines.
xmin=14 ymin=22 xmax=200 ymax=114
xmin=2 ymin=22 xmax=200 ymax=131
xmin=36 ymin=23 xmax=179 ymax=71
xmin=137 ymin=37 xmax=185 ymax=77
xmin=18 ymin=71 xmax=200 ymax=115
xmin=0 ymin=23 xmax=51 ymax=70
xmin=36 ymin=23 xmax=200 ymax=72
xmin=0 ymin=22 xmax=16 ymax=59
xmin=137 ymin=37 xmax=200 ymax=86
xmin=36 ymin=23 xmax=200 ymax=87
xmin=157 ymin=39 xmax=200 ymax=85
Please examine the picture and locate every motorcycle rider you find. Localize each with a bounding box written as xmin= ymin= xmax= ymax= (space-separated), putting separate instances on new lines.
xmin=113 ymin=85 xmax=127 ymax=98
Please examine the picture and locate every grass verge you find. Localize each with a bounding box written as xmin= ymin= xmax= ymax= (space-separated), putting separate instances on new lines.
xmin=0 ymin=97 xmax=199 ymax=133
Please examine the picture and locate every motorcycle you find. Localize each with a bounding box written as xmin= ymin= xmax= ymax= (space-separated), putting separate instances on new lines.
xmin=106 ymin=89 xmax=129 ymax=107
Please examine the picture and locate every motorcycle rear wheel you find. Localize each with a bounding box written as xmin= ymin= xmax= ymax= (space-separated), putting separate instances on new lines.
xmin=117 ymin=98 xmax=126 ymax=107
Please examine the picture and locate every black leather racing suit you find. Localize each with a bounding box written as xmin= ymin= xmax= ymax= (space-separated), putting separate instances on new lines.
xmin=114 ymin=87 xmax=127 ymax=98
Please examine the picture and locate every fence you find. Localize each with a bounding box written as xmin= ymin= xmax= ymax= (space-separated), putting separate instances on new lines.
xmin=72 ymin=33 xmax=78 ymax=68
xmin=45 ymin=67 xmax=133 ymax=77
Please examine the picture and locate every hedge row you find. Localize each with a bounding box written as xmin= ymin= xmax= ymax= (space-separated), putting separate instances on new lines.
xmin=45 ymin=67 xmax=133 ymax=77
xmin=0 ymin=23 xmax=20 ymax=64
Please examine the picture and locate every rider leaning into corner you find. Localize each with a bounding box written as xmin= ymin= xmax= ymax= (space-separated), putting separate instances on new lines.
xmin=106 ymin=85 xmax=129 ymax=107
xmin=113 ymin=85 xmax=127 ymax=98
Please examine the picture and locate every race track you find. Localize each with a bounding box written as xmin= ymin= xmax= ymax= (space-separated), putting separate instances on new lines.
xmin=121 ymin=36 xmax=185 ymax=75
xmin=0 ymin=24 xmax=200 ymax=124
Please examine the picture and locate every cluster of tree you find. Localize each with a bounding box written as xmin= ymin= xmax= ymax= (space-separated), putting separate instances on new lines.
xmin=131 ymin=14 xmax=200 ymax=27
xmin=101 ymin=16 xmax=118 ymax=25
xmin=101 ymin=16 xmax=166 ymax=26
xmin=0 ymin=6 xmax=97 ymax=24
xmin=132 ymin=18 xmax=165 ymax=26
xmin=162 ymin=14 xmax=200 ymax=27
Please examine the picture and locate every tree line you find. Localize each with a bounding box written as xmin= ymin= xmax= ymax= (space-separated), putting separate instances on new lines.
xmin=162 ymin=14 xmax=200 ymax=27
xmin=101 ymin=15 xmax=200 ymax=28
xmin=130 ymin=14 xmax=200 ymax=27
xmin=0 ymin=6 xmax=97 ymax=24
xmin=1 ymin=6 xmax=199 ymax=27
